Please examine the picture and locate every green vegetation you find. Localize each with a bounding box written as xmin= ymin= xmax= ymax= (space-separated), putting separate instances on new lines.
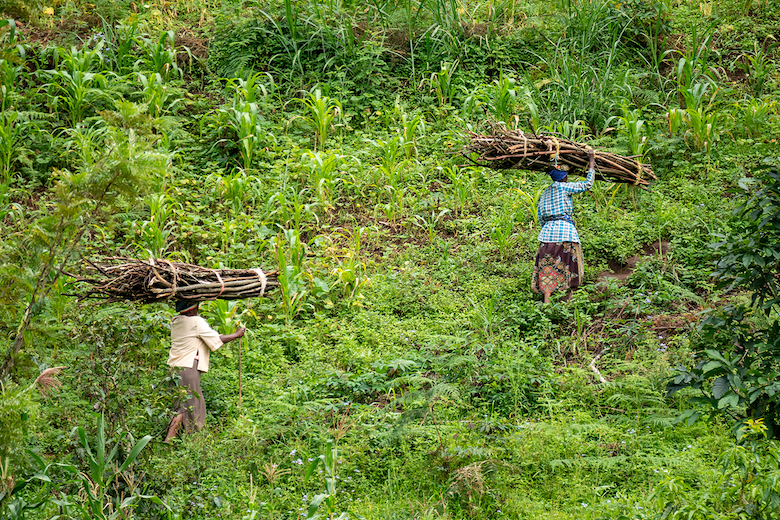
xmin=0 ymin=0 xmax=779 ymax=517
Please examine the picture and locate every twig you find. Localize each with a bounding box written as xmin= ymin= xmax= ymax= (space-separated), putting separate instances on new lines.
xmin=590 ymin=348 xmax=609 ymax=384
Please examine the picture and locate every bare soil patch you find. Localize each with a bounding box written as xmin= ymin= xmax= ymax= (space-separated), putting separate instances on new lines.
xmin=599 ymin=240 xmax=671 ymax=282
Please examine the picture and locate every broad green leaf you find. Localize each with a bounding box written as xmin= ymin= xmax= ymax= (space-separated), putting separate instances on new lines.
xmin=704 ymin=350 xmax=728 ymax=364
xmin=718 ymin=393 xmax=739 ymax=409
xmin=712 ymin=376 xmax=730 ymax=399
xmin=119 ymin=496 xmax=138 ymax=508
xmin=701 ymin=361 xmax=724 ymax=374
xmin=139 ymin=495 xmax=168 ymax=508
xmin=117 ymin=435 xmax=152 ymax=473
xmin=307 ymin=493 xmax=329 ymax=518
xmin=304 ymin=456 xmax=321 ymax=481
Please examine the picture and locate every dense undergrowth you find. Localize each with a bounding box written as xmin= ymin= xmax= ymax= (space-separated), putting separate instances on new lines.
xmin=1 ymin=0 xmax=779 ymax=518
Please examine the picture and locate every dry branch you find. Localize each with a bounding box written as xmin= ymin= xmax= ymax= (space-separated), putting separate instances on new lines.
xmin=462 ymin=126 xmax=655 ymax=188
xmin=67 ymin=258 xmax=279 ymax=303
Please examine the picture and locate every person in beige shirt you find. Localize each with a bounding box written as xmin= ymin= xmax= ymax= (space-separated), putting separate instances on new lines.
xmin=165 ymin=301 xmax=245 ymax=442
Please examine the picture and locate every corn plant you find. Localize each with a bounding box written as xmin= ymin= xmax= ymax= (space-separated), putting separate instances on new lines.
xmin=44 ymin=44 xmax=110 ymax=125
xmin=303 ymin=150 xmax=343 ymax=211
xmin=413 ymin=208 xmax=450 ymax=244
xmin=741 ymin=97 xmax=775 ymax=139
xmin=0 ymin=111 xmax=22 ymax=184
xmin=371 ymin=135 xmax=409 ymax=187
xmin=680 ymin=81 xmax=717 ymax=111
xmin=617 ymin=102 xmax=647 ymax=157
xmin=540 ymin=119 xmax=589 ymax=140
xmin=685 ymin=106 xmax=718 ymax=153
xmin=205 ymin=298 xmax=243 ymax=338
xmin=520 ymin=85 xmax=542 ymax=133
xmin=293 ymin=88 xmax=342 ymax=152
xmin=468 ymin=294 xmax=503 ymax=338
xmin=443 ymin=166 xmax=473 ymax=216
xmin=736 ymin=42 xmax=775 ymax=97
xmin=143 ymin=30 xmax=181 ymax=81
xmin=304 ymin=440 xmax=365 ymax=520
xmin=489 ymin=208 xmax=519 ymax=260
xmin=131 ymin=192 xmax=179 ymax=258
xmin=229 ymin=102 xmax=266 ymax=170
xmin=204 ymin=299 xmax=256 ymax=409
xmin=217 ymin=169 xmax=250 ymax=214
xmin=669 ymin=25 xmax=716 ymax=101
xmin=665 ymin=107 xmax=686 ymax=136
xmin=136 ymin=72 xmax=182 ymax=117
xmin=0 ymin=19 xmax=18 ymax=63
xmin=395 ymin=104 xmax=425 ymax=159
xmin=266 ymin=188 xmax=319 ymax=235
xmin=272 ymin=229 xmax=311 ymax=327
xmin=226 ymin=70 xmax=273 ymax=105
xmin=428 ymin=60 xmax=459 ymax=107
xmin=485 ymin=76 xmax=518 ymax=126
xmin=0 ymin=57 xmax=22 ymax=112
xmin=39 ymin=414 xmax=162 ymax=520
xmin=328 ymin=225 xmax=369 ymax=300
xmin=513 ymin=185 xmax=545 ymax=227
xmin=369 ymin=136 xmax=410 ymax=215
xmin=100 ymin=19 xmax=141 ymax=74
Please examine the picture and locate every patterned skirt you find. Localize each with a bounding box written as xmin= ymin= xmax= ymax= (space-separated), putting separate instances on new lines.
xmin=531 ymin=241 xmax=584 ymax=294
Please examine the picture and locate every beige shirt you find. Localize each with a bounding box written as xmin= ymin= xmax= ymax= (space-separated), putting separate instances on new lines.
xmin=168 ymin=315 xmax=223 ymax=372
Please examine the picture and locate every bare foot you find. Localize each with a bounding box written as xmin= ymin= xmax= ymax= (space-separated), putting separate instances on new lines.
xmin=165 ymin=414 xmax=183 ymax=443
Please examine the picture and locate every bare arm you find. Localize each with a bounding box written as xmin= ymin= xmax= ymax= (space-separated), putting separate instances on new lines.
xmin=220 ymin=327 xmax=245 ymax=345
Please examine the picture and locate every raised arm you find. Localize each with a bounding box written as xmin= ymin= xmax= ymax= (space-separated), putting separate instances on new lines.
xmin=559 ymin=149 xmax=596 ymax=194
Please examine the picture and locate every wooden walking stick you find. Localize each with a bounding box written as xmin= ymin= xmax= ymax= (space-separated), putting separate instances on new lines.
xmin=238 ymin=326 xmax=243 ymax=413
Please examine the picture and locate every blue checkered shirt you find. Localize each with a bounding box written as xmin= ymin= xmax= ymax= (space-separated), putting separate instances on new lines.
xmin=537 ymin=169 xmax=595 ymax=243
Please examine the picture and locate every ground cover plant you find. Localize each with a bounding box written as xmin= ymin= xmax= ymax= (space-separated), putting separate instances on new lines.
xmin=0 ymin=0 xmax=779 ymax=518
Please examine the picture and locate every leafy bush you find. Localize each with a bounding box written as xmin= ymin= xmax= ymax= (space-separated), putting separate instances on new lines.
xmin=669 ymin=164 xmax=780 ymax=436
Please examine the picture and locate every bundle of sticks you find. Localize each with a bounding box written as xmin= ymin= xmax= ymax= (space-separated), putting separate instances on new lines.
xmin=463 ymin=127 xmax=655 ymax=187
xmin=68 ymin=258 xmax=278 ymax=303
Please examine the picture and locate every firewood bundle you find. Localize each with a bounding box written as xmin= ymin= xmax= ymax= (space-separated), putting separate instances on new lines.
xmin=68 ymin=258 xmax=278 ymax=303
xmin=463 ymin=127 xmax=655 ymax=187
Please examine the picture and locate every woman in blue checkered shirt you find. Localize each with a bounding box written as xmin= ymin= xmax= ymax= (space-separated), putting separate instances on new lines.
xmin=532 ymin=149 xmax=596 ymax=303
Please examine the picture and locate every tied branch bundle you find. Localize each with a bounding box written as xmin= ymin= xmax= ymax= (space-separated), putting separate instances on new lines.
xmin=68 ymin=258 xmax=279 ymax=303
xmin=463 ymin=128 xmax=655 ymax=188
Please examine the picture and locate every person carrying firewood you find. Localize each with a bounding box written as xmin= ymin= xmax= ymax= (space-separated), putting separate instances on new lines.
xmin=531 ymin=147 xmax=596 ymax=304
xmin=165 ymin=301 xmax=245 ymax=442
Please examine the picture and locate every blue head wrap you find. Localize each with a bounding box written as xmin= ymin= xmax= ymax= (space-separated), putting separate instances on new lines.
xmin=549 ymin=168 xmax=568 ymax=182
